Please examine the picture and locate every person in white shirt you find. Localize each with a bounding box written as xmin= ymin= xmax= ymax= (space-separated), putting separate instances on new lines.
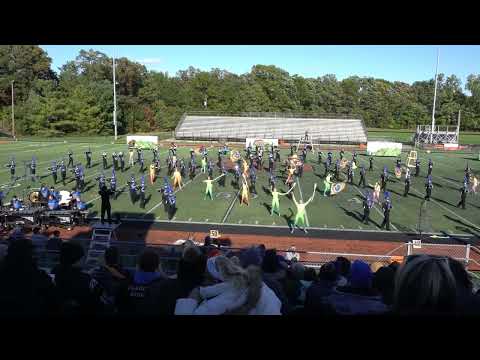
xmin=175 ymin=255 xmax=281 ymax=315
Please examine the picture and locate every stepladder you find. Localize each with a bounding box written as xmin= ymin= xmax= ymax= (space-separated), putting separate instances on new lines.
xmin=85 ymin=222 xmax=120 ymax=270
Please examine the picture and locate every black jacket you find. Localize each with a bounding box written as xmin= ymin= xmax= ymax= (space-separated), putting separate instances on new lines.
xmin=304 ymin=280 xmax=337 ymax=315
xmin=116 ymin=275 xmax=169 ymax=317
xmin=91 ymin=265 xmax=131 ymax=310
xmin=0 ymin=262 xmax=58 ymax=317
xmin=51 ymin=264 xmax=104 ymax=316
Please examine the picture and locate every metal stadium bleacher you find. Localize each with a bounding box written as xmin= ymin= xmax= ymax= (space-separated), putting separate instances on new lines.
xmin=175 ymin=112 xmax=368 ymax=144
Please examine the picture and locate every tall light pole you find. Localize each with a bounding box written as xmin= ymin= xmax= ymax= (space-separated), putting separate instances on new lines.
xmin=113 ymin=57 xmax=118 ymax=141
xmin=11 ymin=80 xmax=15 ymax=140
xmin=430 ymin=49 xmax=440 ymax=144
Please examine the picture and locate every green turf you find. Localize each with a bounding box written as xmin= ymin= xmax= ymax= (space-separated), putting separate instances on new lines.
xmin=1 ymin=142 xmax=479 ymax=235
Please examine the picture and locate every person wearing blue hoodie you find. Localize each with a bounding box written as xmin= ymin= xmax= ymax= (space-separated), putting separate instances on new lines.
xmin=116 ymin=248 xmax=167 ymax=317
xmin=323 ymin=260 xmax=388 ymax=315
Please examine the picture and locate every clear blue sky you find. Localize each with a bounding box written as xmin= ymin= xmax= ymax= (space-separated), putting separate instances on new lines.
xmin=40 ymin=45 xmax=480 ymax=88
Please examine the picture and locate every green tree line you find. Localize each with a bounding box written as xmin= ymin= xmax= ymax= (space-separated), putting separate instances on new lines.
xmin=1 ymin=45 xmax=479 ymax=136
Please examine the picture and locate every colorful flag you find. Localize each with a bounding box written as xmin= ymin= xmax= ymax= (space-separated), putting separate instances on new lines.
xmin=330 ymin=182 xmax=346 ymax=195
xmin=395 ymin=167 xmax=402 ymax=178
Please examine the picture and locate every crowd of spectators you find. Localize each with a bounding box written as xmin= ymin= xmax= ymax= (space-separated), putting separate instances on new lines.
xmin=0 ymin=229 xmax=480 ymax=317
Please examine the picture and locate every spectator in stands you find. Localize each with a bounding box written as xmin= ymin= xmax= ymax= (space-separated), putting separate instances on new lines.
xmin=116 ymin=248 xmax=167 ymax=317
xmin=175 ymin=255 xmax=281 ymax=315
xmin=300 ymin=267 xmax=317 ymax=303
xmin=0 ymin=239 xmax=8 ymax=263
xmin=258 ymin=244 xmax=266 ymax=259
xmin=201 ymin=236 xmax=213 ymax=255
xmin=46 ymin=230 xmax=62 ymax=251
xmin=262 ymin=249 xmax=287 ymax=281
xmin=31 ymin=227 xmax=48 ymax=250
xmin=372 ymin=266 xmax=395 ymax=306
xmin=149 ymin=244 xmax=208 ymax=315
xmin=388 ymin=261 xmax=400 ymax=273
xmin=261 ymin=249 xmax=290 ymax=314
xmin=239 ymin=246 xmax=263 ymax=268
xmin=285 ymin=245 xmax=300 ymax=262
xmin=304 ymin=262 xmax=338 ymax=314
xmin=334 ymin=256 xmax=351 ymax=286
xmin=0 ymin=238 xmax=58 ymax=317
xmin=52 ymin=242 xmax=104 ymax=316
xmin=284 ymin=262 xmax=305 ymax=308
xmin=91 ymin=246 xmax=131 ymax=314
xmin=447 ymin=258 xmax=480 ymax=314
xmin=325 ymin=260 xmax=388 ymax=315
xmin=393 ymin=255 xmax=457 ymax=315
xmin=8 ymin=226 xmax=25 ymax=245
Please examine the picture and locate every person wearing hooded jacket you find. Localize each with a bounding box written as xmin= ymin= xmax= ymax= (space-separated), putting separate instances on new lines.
xmin=323 ymin=260 xmax=388 ymax=315
xmin=116 ymin=248 xmax=168 ymax=317
xmin=175 ymin=255 xmax=281 ymax=315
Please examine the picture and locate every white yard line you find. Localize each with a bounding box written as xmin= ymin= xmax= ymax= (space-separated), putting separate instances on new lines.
xmin=222 ymin=187 xmax=241 ymax=223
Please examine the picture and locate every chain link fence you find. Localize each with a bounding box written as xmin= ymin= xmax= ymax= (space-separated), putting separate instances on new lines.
xmin=33 ymin=238 xmax=476 ymax=274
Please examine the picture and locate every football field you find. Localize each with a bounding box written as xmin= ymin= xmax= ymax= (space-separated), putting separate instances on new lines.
xmin=1 ymin=140 xmax=479 ymax=235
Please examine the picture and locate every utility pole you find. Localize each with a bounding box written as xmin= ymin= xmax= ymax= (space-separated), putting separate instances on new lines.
xmin=113 ymin=57 xmax=118 ymax=141
xmin=11 ymin=80 xmax=15 ymax=140
xmin=430 ymin=49 xmax=440 ymax=144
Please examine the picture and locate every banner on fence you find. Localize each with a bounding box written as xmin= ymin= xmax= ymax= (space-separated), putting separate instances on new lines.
xmin=127 ymin=135 xmax=158 ymax=150
xmin=245 ymin=138 xmax=278 ymax=149
xmin=443 ymin=143 xmax=459 ymax=150
xmin=367 ymin=141 xmax=402 ymax=157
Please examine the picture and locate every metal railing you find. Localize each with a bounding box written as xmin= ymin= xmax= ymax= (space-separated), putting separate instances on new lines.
xmin=406 ymin=242 xmax=472 ymax=267
xmin=32 ymin=239 xmax=475 ymax=274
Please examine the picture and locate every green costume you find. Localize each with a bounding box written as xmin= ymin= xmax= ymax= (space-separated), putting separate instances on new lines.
xmin=203 ymin=174 xmax=225 ymax=200
xmin=271 ymin=185 xmax=294 ymax=216
xmin=201 ymin=158 xmax=207 ymax=173
xmin=291 ymin=184 xmax=316 ymax=233
xmin=294 ymin=203 xmax=307 ymax=227
xmin=204 ymin=179 xmax=213 ymax=200
xmin=323 ymin=174 xmax=332 ymax=196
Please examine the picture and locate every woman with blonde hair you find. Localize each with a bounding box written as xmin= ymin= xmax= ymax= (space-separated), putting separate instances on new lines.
xmin=175 ymin=255 xmax=281 ymax=315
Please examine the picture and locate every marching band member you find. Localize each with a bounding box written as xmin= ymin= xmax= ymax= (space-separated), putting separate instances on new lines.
xmin=240 ymin=177 xmax=250 ymax=206
xmin=270 ymin=183 xmax=295 ymax=216
xmin=172 ymin=167 xmax=183 ymax=190
xmin=380 ymin=193 xmax=392 ymax=231
xmin=102 ymin=151 xmax=108 ymax=170
xmin=457 ymin=183 xmax=468 ymax=210
xmin=358 ymin=165 xmax=366 ymax=188
xmin=149 ymin=162 xmax=156 ymax=184
xmin=323 ymin=173 xmax=332 ymax=197
xmin=425 ymin=175 xmax=433 ymax=201
xmin=362 ymin=191 xmax=373 ymax=225
xmin=290 ymin=184 xmax=317 ymax=234
xmin=203 ymin=173 xmax=226 ymax=200
xmin=85 ymin=148 xmax=92 ymax=168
